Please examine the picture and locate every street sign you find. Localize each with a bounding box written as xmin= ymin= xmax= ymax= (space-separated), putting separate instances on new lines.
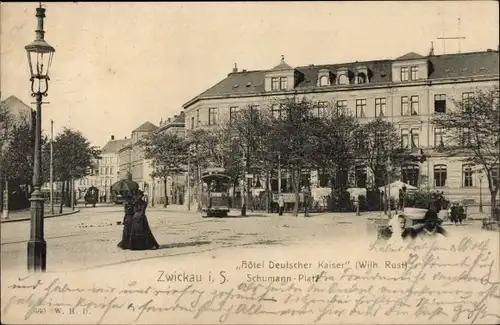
xmin=245 ymin=174 xmax=253 ymax=179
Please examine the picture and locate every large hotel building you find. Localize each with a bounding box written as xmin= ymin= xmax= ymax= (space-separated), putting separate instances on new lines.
xmin=182 ymin=49 xmax=499 ymax=204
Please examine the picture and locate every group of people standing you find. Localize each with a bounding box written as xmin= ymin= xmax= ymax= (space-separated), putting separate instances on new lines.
xmin=117 ymin=190 xmax=160 ymax=250
xmin=448 ymin=202 xmax=466 ymax=225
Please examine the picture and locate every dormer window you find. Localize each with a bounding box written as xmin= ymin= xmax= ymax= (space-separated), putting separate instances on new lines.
xmin=279 ymin=77 xmax=287 ymax=90
xmin=410 ymin=66 xmax=419 ymax=80
xmin=338 ymin=75 xmax=349 ymax=85
xmin=336 ymin=67 xmax=352 ymax=85
xmin=317 ymin=69 xmax=332 ymax=87
xmin=271 ymin=77 xmax=287 ymax=90
xmin=355 ymin=66 xmax=370 ymax=84
xmin=319 ymin=76 xmax=329 ymax=86
xmin=401 ymin=67 xmax=409 ymax=81
xmin=271 ymin=77 xmax=279 ymax=90
xmin=357 ymin=73 xmax=366 ymax=84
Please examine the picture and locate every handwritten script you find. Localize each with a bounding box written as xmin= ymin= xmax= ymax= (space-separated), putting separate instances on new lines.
xmin=2 ymin=236 xmax=499 ymax=324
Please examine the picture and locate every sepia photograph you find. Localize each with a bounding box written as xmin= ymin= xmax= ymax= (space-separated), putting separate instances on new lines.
xmin=1 ymin=1 xmax=499 ymax=324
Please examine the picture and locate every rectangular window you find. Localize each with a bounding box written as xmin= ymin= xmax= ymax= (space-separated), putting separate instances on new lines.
xmin=401 ymin=164 xmax=419 ymax=187
xmin=229 ymin=106 xmax=240 ymax=122
xmin=196 ymin=109 xmax=200 ymax=126
xmin=434 ymin=165 xmax=447 ymax=187
xmin=434 ymin=94 xmax=446 ymax=113
xmin=110 ymin=167 xmax=113 ymax=175
xmin=492 ymin=168 xmax=499 ymax=187
xmin=462 ymin=127 xmax=471 ymax=146
xmin=462 ymin=164 xmax=473 ymax=187
xmin=375 ymin=97 xmax=386 ymax=117
xmin=411 ymin=128 xmax=419 ymax=148
xmin=190 ymin=116 xmax=195 ymax=129
xmin=318 ymin=101 xmax=328 ymax=116
xmin=279 ymin=77 xmax=287 ymax=90
xmin=208 ymin=108 xmax=218 ymax=125
xmin=401 ymin=128 xmax=409 ymax=148
xmin=356 ymin=99 xmax=366 ymax=118
xmin=337 ymin=100 xmax=347 ymax=110
xmin=271 ymin=77 xmax=279 ymax=90
xmin=462 ymin=92 xmax=474 ymax=112
xmin=401 ymin=96 xmax=409 ymax=115
xmin=410 ymin=96 xmax=419 ymax=115
xmin=410 ymin=66 xmax=419 ymax=80
xmin=401 ymin=67 xmax=409 ymax=81
xmin=434 ymin=127 xmax=445 ymax=147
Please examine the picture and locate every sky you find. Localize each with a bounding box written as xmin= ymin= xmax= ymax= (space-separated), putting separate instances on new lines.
xmin=1 ymin=2 xmax=498 ymax=147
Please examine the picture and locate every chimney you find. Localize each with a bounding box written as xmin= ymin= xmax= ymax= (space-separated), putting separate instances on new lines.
xmin=125 ymin=136 xmax=127 ymax=139
xmin=111 ymin=135 xmax=115 ymax=140
xmin=233 ymin=63 xmax=238 ymax=73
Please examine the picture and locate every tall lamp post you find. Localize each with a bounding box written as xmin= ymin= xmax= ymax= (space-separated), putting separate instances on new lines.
xmin=25 ymin=3 xmax=55 ymax=272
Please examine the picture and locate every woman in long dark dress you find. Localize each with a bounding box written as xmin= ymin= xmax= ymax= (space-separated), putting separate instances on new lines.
xmin=117 ymin=196 xmax=135 ymax=249
xmin=128 ymin=191 xmax=160 ymax=250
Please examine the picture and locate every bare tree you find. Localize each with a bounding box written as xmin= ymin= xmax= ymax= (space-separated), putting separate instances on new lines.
xmin=433 ymin=85 xmax=500 ymax=217
xmin=312 ymin=102 xmax=361 ymax=211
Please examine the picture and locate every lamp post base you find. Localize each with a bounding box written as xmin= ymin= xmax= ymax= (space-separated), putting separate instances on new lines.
xmin=27 ymin=239 xmax=46 ymax=272
xmin=27 ymin=191 xmax=46 ymax=272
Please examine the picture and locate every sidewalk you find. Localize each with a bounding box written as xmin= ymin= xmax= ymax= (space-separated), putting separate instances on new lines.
xmin=1 ymin=206 xmax=80 ymax=223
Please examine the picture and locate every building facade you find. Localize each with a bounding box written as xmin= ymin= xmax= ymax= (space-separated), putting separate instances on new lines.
xmin=150 ymin=112 xmax=186 ymax=206
xmin=96 ymin=135 xmax=130 ymax=201
xmin=117 ymin=121 xmax=158 ymax=194
xmin=182 ymin=50 xmax=500 ymax=204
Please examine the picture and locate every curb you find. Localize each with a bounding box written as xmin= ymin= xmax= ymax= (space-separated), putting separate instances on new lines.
xmin=1 ymin=209 xmax=80 ymax=224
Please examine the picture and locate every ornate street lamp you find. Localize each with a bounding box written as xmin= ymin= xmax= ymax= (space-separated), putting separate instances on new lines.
xmin=25 ymin=3 xmax=55 ymax=272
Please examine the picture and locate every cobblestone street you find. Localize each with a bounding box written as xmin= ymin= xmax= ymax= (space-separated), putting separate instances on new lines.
xmin=1 ymin=205 xmax=492 ymax=273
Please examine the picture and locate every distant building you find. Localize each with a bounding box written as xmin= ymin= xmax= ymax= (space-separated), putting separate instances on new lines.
xmin=96 ymin=135 xmax=131 ymax=200
xmin=118 ymin=121 xmax=158 ymax=194
xmin=1 ymin=95 xmax=34 ymax=213
xmin=182 ymin=50 xmax=500 ymax=204
xmin=149 ymin=112 xmax=186 ymax=206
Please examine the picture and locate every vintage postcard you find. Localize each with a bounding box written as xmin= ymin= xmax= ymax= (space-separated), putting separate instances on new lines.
xmin=1 ymin=1 xmax=499 ymax=324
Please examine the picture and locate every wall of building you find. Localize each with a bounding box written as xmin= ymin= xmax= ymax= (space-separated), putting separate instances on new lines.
xmin=183 ymin=77 xmax=498 ymax=204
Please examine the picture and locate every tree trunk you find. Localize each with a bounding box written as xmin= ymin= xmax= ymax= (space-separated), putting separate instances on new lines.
xmin=59 ymin=181 xmax=65 ymax=214
xmin=163 ymin=177 xmax=169 ymax=208
xmin=293 ymin=167 xmax=299 ymax=216
xmin=329 ymin=177 xmax=336 ymax=212
xmin=265 ymin=170 xmax=270 ymax=213
xmin=65 ymin=180 xmax=71 ymax=207
xmin=491 ymin=190 xmax=498 ymax=220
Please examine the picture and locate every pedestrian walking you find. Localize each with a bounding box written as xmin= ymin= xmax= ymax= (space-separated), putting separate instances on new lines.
xmin=278 ymin=194 xmax=284 ymax=216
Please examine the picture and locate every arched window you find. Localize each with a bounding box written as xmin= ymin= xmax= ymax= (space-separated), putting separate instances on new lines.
xmin=462 ymin=164 xmax=474 ymax=187
xmin=354 ymin=166 xmax=367 ymax=188
xmin=357 ymin=73 xmax=366 ymax=84
xmin=319 ymin=75 xmax=329 ymax=86
xmin=338 ymin=74 xmax=349 ymax=85
xmin=433 ymin=164 xmax=447 ymax=187
xmin=401 ymin=164 xmax=419 ymax=187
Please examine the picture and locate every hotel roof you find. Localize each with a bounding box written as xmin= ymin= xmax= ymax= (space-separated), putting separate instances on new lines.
xmin=183 ymin=50 xmax=499 ymax=108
